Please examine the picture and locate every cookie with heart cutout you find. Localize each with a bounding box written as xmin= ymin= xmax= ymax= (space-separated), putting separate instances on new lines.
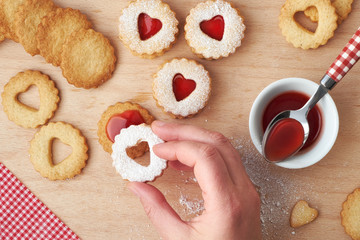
xmin=111 ymin=124 xmax=167 ymax=182
xmin=97 ymin=102 xmax=155 ymax=158
xmin=1 ymin=70 xmax=60 ymax=129
xmin=30 ymin=122 xmax=88 ymax=180
xmin=184 ymin=0 xmax=246 ymax=60
xmin=118 ymin=0 xmax=179 ymax=58
xmin=152 ymin=58 xmax=211 ymax=118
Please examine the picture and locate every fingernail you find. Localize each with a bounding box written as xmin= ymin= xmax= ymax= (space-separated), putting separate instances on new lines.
xmin=128 ymin=185 xmax=141 ymax=198
xmin=152 ymin=120 xmax=166 ymax=128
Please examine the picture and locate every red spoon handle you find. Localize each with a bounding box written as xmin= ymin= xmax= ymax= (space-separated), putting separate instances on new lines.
xmin=326 ymin=27 xmax=360 ymax=82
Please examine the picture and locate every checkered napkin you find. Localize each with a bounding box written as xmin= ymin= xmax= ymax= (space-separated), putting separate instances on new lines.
xmin=327 ymin=27 xmax=360 ymax=82
xmin=0 ymin=163 xmax=80 ymax=240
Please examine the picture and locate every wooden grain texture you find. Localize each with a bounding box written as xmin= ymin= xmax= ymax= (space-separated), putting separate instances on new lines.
xmin=1 ymin=0 xmax=360 ymax=239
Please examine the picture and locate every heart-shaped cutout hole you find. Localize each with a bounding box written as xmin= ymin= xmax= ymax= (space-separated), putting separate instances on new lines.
xmin=17 ymin=84 xmax=40 ymax=110
xmin=126 ymin=141 xmax=150 ymax=166
xmin=172 ymin=73 xmax=196 ymax=102
xmin=51 ymin=138 xmax=73 ymax=165
xmin=200 ymin=15 xmax=225 ymax=41
xmin=138 ymin=13 xmax=162 ymax=41
xmin=106 ymin=110 xmax=145 ymax=142
xmin=294 ymin=11 xmax=318 ymax=33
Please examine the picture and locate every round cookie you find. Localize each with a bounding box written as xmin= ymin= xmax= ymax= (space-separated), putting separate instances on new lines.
xmin=184 ymin=0 xmax=245 ymax=60
xmin=15 ymin=0 xmax=57 ymax=56
xmin=30 ymin=122 xmax=88 ymax=180
xmin=153 ymin=58 xmax=211 ymax=118
xmin=36 ymin=7 xmax=92 ymax=66
xmin=0 ymin=0 xmax=25 ymax=42
xmin=111 ymin=124 xmax=167 ymax=182
xmin=279 ymin=0 xmax=338 ymax=49
xmin=97 ymin=102 xmax=155 ymax=156
xmin=341 ymin=188 xmax=360 ymax=240
xmin=1 ymin=70 xmax=60 ymax=128
xmin=118 ymin=0 xmax=179 ymax=58
xmin=304 ymin=0 xmax=353 ymax=24
xmin=60 ymin=28 xmax=116 ymax=89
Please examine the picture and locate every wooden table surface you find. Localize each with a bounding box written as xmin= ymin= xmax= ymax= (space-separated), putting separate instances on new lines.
xmin=1 ymin=0 xmax=360 ymax=239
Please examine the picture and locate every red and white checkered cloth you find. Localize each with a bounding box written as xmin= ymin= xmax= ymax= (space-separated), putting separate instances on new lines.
xmin=0 ymin=163 xmax=80 ymax=240
xmin=327 ymin=27 xmax=360 ymax=82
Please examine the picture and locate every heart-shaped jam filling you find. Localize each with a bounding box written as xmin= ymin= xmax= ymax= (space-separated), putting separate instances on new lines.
xmin=138 ymin=13 xmax=162 ymax=41
xmin=200 ymin=15 xmax=225 ymax=41
xmin=172 ymin=73 xmax=196 ymax=101
xmin=106 ymin=110 xmax=145 ymax=142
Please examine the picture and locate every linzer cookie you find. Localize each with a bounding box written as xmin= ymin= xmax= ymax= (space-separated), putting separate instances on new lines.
xmin=111 ymin=124 xmax=167 ymax=182
xmin=153 ymin=58 xmax=211 ymax=118
xmin=118 ymin=0 xmax=179 ymax=58
xmin=97 ymin=102 xmax=155 ymax=157
xmin=184 ymin=0 xmax=245 ymax=60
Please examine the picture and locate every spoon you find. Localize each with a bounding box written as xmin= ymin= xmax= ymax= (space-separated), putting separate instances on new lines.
xmin=262 ymin=27 xmax=360 ymax=163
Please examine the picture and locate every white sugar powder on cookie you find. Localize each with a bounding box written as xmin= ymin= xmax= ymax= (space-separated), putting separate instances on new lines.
xmin=111 ymin=124 xmax=167 ymax=182
xmin=153 ymin=58 xmax=211 ymax=118
xmin=185 ymin=0 xmax=245 ymax=59
xmin=118 ymin=0 xmax=178 ymax=56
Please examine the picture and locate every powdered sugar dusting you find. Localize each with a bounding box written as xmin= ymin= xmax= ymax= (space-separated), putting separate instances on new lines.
xmin=153 ymin=58 xmax=211 ymax=117
xmin=111 ymin=124 xmax=167 ymax=182
xmin=185 ymin=0 xmax=245 ymax=59
xmin=119 ymin=0 xmax=178 ymax=55
xmin=179 ymin=193 xmax=205 ymax=216
xmin=231 ymin=136 xmax=317 ymax=239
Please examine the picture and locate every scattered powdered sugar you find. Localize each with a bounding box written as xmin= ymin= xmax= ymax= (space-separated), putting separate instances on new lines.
xmin=230 ymin=136 xmax=316 ymax=239
xmin=111 ymin=124 xmax=166 ymax=182
xmin=179 ymin=193 xmax=205 ymax=216
xmin=185 ymin=0 xmax=245 ymax=59
xmin=118 ymin=0 xmax=178 ymax=55
xmin=153 ymin=58 xmax=211 ymax=117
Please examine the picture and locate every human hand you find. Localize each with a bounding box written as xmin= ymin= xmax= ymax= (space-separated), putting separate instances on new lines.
xmin=128 ymin=121 xmax=261 ymax=240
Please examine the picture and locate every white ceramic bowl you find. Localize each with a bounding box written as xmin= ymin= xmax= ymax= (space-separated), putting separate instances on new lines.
xmin=249 ymin=78 xmax=339 ymax=169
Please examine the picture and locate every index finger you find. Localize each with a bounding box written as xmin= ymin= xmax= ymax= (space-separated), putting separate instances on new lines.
xmin=152 ymin=121 xmax=248 ymax=184
xmin=153 ymin=140 xmax=233 ymax=206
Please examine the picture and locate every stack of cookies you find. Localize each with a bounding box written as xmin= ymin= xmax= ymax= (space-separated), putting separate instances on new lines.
xmin=0 ymin=0 xmax=116 ymax=88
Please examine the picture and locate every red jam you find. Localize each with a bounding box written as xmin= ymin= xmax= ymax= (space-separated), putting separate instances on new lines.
xmin=172 ymin=73 xmax=196 ymax=101
xmin=106 ymin=110 xmax=145 ymax=142
xmin=200 ymin=15 xmax=224 ymax=41
xmin=262 ymin=91 xmax=322 ymax=153
xmin=138 ymin=13 xmax=162 ymax=40
xmin=264 ymin=118 xmax=305 ymax=162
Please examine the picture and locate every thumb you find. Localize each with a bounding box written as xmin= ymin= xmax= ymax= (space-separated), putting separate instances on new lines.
xmin=128 ymin=182 xmax=190 ymax=240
